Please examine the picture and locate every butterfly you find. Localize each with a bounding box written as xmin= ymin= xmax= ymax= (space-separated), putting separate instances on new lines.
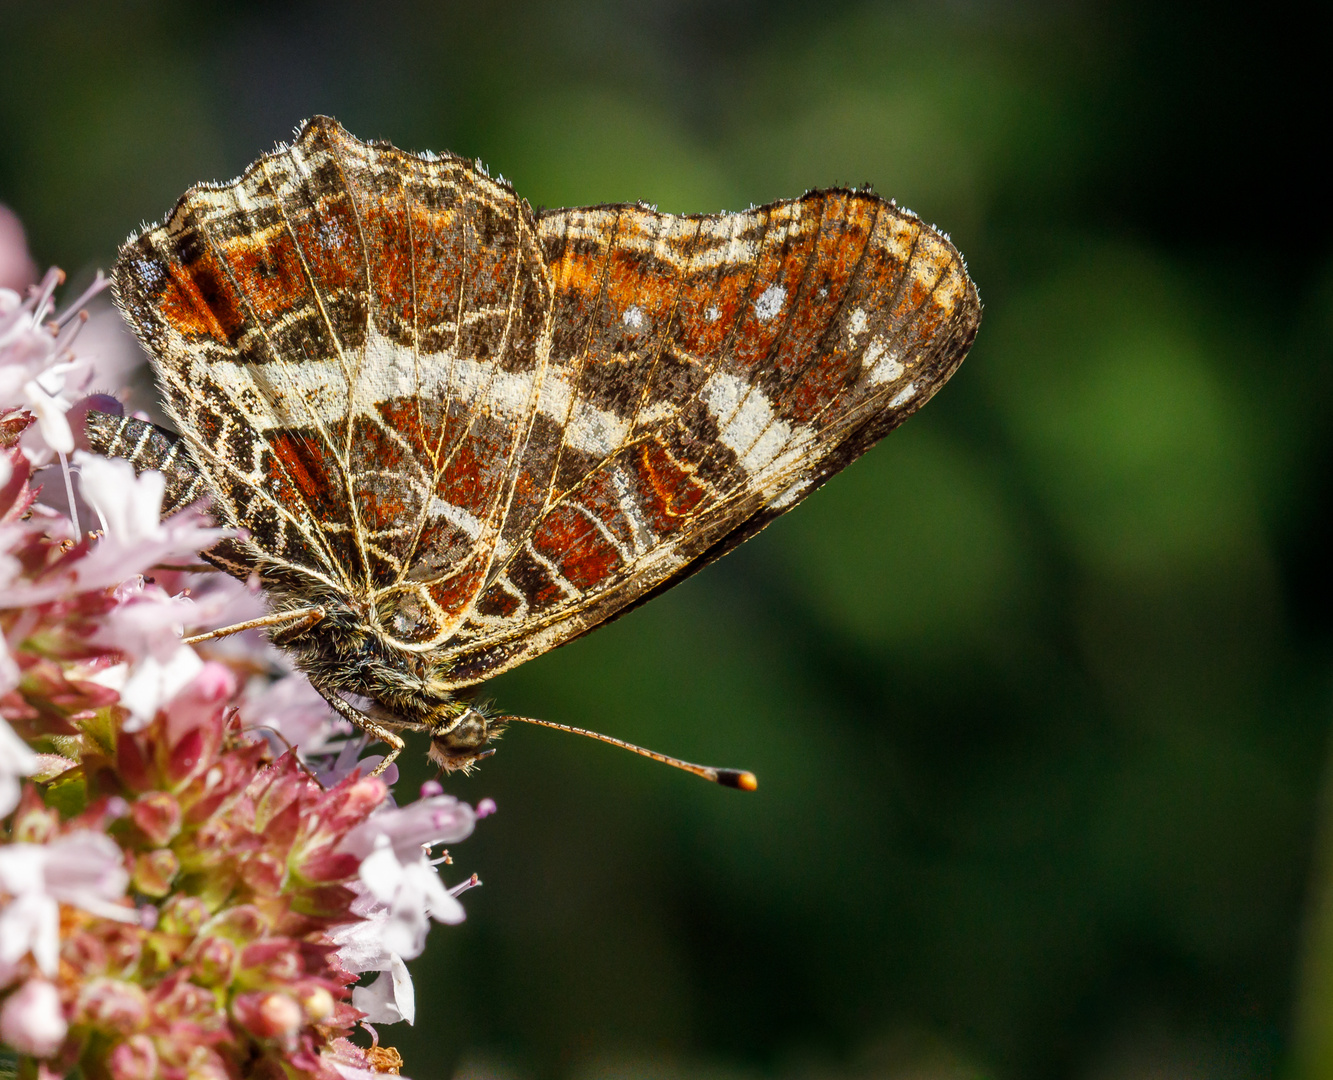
xmin=87 ymin=116 xmax=980 ymax=786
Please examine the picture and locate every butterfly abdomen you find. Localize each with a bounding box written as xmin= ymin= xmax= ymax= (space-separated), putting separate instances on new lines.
xmin=83 ymin=411 xmax=208 ymax=516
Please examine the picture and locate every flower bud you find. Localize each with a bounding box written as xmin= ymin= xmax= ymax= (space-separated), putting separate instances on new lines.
xmin=232 ymin=991 xmax=303 ymax=1041
xmin=131 ymin=791 xmax=181 ymax=846
xmin=102 ymin=924 xmax=145 ymax=971
xmin=239 ymin=939 xmax=302 ymax=984
xmin=133 ymin=848 xmax=179 ymax=897
xmin=108 ymin=1034 xmax=158 ymax=1080
xmin=116 ymin=729 xmax=154 ymax=792
xmin=239 ymin=850 xmax=285 ymax=894
xmin=184 ymin=1046 xmax=231 ymax=1080
xmin=188 ymin=935 xmax=238 ymax=986
xmin=10 ymin=799 xmax=58 ymax=844
xmin=78 ymin=977 xmax=149 ymax=1034
xmin=151 ymin=980 xmax=214 ymax=1027
xmin=204 ymin=903 xmax=267 ymax=942
xmin=61 ymin=928 xmax=108 ymax=976
xmin=157 ymin=895 xmax=210 ymax=937
xmin=299 ymin=984 xmax=335 ymax=1023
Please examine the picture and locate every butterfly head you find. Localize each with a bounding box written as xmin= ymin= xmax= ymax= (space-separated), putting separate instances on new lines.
xmin=426 ymin=704 xmax=506 ymax=774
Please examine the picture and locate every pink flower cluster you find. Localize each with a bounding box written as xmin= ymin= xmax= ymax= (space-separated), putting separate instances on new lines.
xmin=1 ymin=206 xmax=486 ymax=1077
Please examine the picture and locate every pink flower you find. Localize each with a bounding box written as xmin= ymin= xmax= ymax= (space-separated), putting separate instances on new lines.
xmin=331 ymin=794 xmax=481 ymax=1024
xmin=241 ymin=671 xmax=353 ymax=763
xmin=0 ymin=832 xmax=135 ymax=983
xmin=68 ymin=452 xmax=230 ymax=593
xmin=0 ymin=716 xmax=35 ymax=816
xmin=0 ymin=205 xmax=37 ymax=293
xmin=1 ymin=265 xmax=106 ymax=462
xmin=0 ymin=978 xmax=66 ymax=1056
xmin=93 ymin=577 xmax=197 ymax=665
xmin=1 ymin=222 xmax=482 ymax=1075
xmin=342 ymin=793 xmax=477 ymax=864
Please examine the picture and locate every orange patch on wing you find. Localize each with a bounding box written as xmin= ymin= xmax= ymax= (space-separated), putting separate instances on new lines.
xmin=549 ymin=247 xmax=603 ymax=299
xmin=728 ymin=208 xmax=821 ymax=374
xmin=159 ymin=253 xmax=245 ymax=342
xmin=427 ymin=552 xmax=490 ymax=620
xmin=269 ymin=431 xmax=349 ymax=523
xmin=406 ymin=206 xmax=464 ymax=329
xmin=532 ymin=504 xmax=623 ymax=592
xmin=633 ymin=440 xmax=707 ymax=530
xmin=674 ymin=264 xmax=753 ymax=356
xmin=225 ymin=231 xmax=309 ymax=323
xmin=360 ymin=198 xmax=415 ymax=327
xmin=296 ymin=198 xmax=362 ymax=296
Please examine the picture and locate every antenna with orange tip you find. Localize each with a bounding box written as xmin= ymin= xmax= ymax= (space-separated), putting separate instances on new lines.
xmin=499 ymin=715 xmax=758 ymax=791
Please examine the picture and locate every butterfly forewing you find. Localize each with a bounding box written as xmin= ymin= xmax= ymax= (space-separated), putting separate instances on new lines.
xmin=109 ymin=116 xmax=978 ymax=705
xmin=112 ymin=118 xmax=554 ymax=648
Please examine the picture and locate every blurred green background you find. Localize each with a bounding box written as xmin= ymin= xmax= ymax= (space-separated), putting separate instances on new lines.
xmin=2 ymin=1 xmax=1328 ymax=1076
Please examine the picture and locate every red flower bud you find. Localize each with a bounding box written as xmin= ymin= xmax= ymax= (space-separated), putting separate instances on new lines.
xmin=132 ymin=848 xmax=179 ymax=897
xmin=130 ymin=792 xmax=181 ymax=846
xmin=188 ymin=935 xmax=238 ymax=987
xmin=157 ymin=895 xmax=210 ymax=938
xmin=232 ymin=991 xmax=303 ymax=1042
xmin=107 ymin=1035 xmax=158 ymax=1080
xmin=77 ymin=977 xmax=148 ymax=1034
xmin=239 ymin=939 xmax=303 ymax=985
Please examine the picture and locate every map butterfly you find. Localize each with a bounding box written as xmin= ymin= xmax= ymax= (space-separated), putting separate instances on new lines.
xmin=87 ymin=117 xmax=981 ymax=786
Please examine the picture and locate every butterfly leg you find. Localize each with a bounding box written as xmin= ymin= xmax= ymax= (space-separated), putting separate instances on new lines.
xmin=184 ymin=605 xmax=326 ymax=645
xmin=313 ymin=686 xmax=406 ymax=778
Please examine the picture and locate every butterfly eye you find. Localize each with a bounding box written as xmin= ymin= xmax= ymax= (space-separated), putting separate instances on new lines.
xmin=427 ymin=707 xmax=497 ymax=772
xmin=429 ymin=706 xmax=489 ymax=744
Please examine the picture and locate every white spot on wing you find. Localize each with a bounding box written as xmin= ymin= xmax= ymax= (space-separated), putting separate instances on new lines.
xmin=427 ymin=496 xmax=485 ymax=541
xmin=889 ymin=382 xmax=919 ymax=408
xmin=754 ymin=285 xmax=786 ymax=322
xmin=623 ymin=305 xmax=645 ymax=330
xmin=611 ymin=466 xmax=656 ymax=555
xmin=863 ymin=337 xmax=904 ymax=385
xmin=637 ymin=399 xmax=676 ymax=426
xmin=848 ymin=308 xmax=868 ymax=336
xmin=704 ymin=305 xmax=721 ymax=322
xmin=565 ymin=401 xmax=629 ymax=457
xmin=769 ymin=478 xmax=810 ymax=510
xmin=703 ymin=371 xmax=814 ymax=476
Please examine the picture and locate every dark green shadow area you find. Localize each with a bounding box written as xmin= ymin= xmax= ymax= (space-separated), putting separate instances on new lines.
xmin=3 ymin=2 xmax=1329 ymax=1077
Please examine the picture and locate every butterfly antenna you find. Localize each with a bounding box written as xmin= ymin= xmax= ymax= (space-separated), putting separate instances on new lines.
xmin=499 ymin=715 xmax=757 ymax=791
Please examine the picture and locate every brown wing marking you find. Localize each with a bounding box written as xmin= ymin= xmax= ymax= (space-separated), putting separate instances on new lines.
xmin=434 ymin=190 xmax=980 ymax=687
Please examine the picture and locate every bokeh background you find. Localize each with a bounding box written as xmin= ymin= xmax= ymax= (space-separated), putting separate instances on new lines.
xmin=1 ymin=1 xmax=1328 ymax=1076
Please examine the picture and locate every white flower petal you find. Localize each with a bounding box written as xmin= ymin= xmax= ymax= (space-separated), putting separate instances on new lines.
xmin=21 ymin=380 xmax=73 ymax=454
xmin=0 ymin=715 xmax=37 ymax=816
xmin=358 ymin=840 xmax=406 ymax=904
xmin=351 ymin=954 xmax=415 ymax=1025
xmin=0 ymin=892 xmax=59 ymax=974
xmin=0 ymin=978 xmax=67 ymax=1056
xmin=341 ymin=794 xmax=476 ymax=861
xmin=118 ymin=646 xmax=204 ymax=727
